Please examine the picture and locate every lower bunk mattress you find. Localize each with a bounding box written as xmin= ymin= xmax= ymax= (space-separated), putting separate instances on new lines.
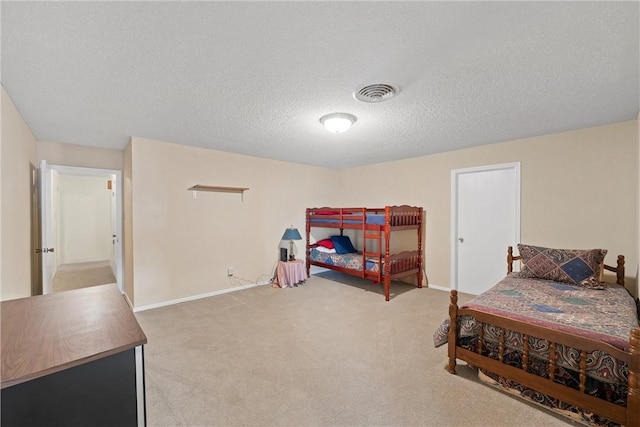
xmin=433 ymin=273 xmax=639 ymax=427
xmin=309 ymin=248 xmax=380 ymax=272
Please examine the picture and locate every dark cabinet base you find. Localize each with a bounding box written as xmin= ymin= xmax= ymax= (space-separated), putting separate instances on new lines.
xmin=2 ymin=348 xmax=140 ymax=427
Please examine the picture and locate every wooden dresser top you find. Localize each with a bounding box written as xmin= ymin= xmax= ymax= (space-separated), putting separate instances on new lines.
xmin=1 ymin=284 xmax=147 ymax=389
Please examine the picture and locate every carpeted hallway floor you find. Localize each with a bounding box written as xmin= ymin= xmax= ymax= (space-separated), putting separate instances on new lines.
xmin=52 ymin=260 xmax=116 ymax=292
xmin=135 ymin=273 xmax=571 ymax=427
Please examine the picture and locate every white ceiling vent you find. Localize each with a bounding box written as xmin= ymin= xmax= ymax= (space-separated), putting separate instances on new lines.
xmin=354 ymin=83 xmax=398 ymax=103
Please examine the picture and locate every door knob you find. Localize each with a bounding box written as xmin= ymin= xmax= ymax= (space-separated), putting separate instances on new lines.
xmin=458 ymin=237 xmax=464 ymax=243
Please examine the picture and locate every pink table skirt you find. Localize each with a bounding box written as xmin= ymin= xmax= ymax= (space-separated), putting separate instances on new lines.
xmin=275 ymin=260 xmax=306 ymax=288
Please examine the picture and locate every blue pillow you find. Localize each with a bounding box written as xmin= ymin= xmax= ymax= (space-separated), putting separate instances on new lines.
xmin=331 ymin=235 xmax=357 ymax=254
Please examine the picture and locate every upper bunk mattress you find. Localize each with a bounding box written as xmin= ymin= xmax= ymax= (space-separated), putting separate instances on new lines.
xmin=309 ymin=213 xmax=386 ymax=226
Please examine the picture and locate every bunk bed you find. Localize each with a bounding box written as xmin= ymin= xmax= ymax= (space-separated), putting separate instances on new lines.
xmin=434 ymin=246 xmax=640 ymax=427
xmin=305 ymin=206 xmax=423 ymax=301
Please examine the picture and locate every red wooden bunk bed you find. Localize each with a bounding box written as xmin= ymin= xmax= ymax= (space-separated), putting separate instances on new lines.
xmin=305 ymin=206 xmax=424 ymax=301
xmin=436 ymin=246 xmax=640 ymax=427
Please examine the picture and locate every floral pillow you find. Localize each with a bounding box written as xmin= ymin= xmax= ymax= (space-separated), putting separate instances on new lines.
xmin=517 ymin=244 xmax=607 ymax=289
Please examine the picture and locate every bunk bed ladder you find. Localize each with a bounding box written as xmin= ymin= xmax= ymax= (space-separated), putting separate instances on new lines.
xmin=363 ymin=229 xmax=383 ymax=283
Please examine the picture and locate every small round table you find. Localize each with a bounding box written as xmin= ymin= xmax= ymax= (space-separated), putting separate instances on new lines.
xmin=273 ymin=259 xmax=306 ymax=288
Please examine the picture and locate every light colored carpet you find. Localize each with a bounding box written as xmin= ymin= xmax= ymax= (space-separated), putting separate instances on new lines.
xmin=52 ymin=260 xmax=116 ymax=292
xmin=135 ymin=273 xmax=572 ymax=427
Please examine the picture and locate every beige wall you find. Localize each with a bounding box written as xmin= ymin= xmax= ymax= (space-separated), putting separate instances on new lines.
xmin=129 ymin=137 xmax=341 ymax=308
xmin=340 ymin=120 xmax=638 ymax=297
xmin=123 ymin=141 xmax=134 ymax=304
xmin=57 ymin=175 xmax=112 ymax=264
xmin=37 ymin=140 xmax=123 ymax=170
xmin=3 ymin=90 xmax=637 ymax=306
xmin=1 ymin=87 xmax=38 ymax=300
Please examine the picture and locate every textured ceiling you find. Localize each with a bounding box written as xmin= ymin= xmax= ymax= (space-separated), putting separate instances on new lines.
xmin=2 ymin=1 xmax=638 ymax=169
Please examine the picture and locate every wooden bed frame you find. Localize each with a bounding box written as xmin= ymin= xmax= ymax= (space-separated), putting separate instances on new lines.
xmin=305 ymin=206 xmax=423 ymax=301
xmin=447 ymin=246 xmax=640 ymax=427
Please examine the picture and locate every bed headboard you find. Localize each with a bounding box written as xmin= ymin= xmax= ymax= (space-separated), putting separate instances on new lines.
xmin=506 ymin=245 xmax=625 ymax=287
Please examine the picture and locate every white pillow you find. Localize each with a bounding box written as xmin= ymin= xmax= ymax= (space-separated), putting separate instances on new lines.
xmin=315 ymin=246 xmax=336 ymax=254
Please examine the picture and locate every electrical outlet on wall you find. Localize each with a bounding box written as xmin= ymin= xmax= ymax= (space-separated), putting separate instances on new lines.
xmin=227 ymin=266 xmax=233 ymax=276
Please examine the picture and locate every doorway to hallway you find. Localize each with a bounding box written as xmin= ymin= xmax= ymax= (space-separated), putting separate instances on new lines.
xmin=39 ymin=161 xmax=123 ymax=293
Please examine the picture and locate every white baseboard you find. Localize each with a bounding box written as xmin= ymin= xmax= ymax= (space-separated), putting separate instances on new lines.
xmin=110 ymin=256 xmax=117 ymax=276
xmin=426 ymin=284 xmax=451 ymax=292
xmin=133 ymin=280 xmax=272 ymax=312
xmin=122 ymin=290 xmax=134 ymax=309
xmin=309 ymin=265 xmax=330 ymax=275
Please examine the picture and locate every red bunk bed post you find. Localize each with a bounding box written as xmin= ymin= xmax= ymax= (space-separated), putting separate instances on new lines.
xmin=383 ymin=207 xmax=391 ymax=301
xmin=305 ymin=208 xmax=311 ymax=278
xmin=360 ymin=207 xmax=367 ymax=281
xmin=417 ymin=208 xmax=423 ymax=288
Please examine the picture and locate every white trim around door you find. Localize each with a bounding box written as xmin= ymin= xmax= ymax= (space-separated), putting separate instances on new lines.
xmin=41 ymin=162 xmax=124 ymax=293
xmin=450 ymin=162 xmax=521 ymax=293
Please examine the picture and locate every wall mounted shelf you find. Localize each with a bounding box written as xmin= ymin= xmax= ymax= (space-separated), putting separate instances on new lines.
xmin=188 ymin=185 xmax=249 ymax=201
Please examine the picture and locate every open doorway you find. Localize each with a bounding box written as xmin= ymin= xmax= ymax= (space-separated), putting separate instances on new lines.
xmin=40 ymin=161 xmax=123 ymax=293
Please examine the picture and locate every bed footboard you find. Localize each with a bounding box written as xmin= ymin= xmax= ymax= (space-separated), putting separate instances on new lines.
xmin=448 ymin=289 xmax=640 ymax=427
xmin=308 ymin=249 xmax=422 ymax=301
xmin=387 ymin=250 xmax=421 ymax=278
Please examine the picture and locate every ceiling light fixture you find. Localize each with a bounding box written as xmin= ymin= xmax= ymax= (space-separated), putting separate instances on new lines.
xmin=319 ymin=113 xmax=357 ymax=133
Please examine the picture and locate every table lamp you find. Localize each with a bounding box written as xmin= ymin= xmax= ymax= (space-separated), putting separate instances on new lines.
xmin=281 ymin=226 xmax=302 ymax=260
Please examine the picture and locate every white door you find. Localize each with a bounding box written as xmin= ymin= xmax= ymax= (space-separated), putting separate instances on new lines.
xmin=39 ymin=160 xmax=55 ymax=293
xmin=451 ymin=162 xmax=520 ymax=295
xmin=109 ymin=174 xmax=120 ymax=279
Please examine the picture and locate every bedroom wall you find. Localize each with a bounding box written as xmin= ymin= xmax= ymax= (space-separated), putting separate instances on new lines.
xmin=37 ymin=140 xmax=124 ymax=170
xmin=1 ymin=86 xmax=38 ymax=301
xmin=637 ymin=112 xmax=639 ymax=300
xmin=57 ymin=174 xmax=112 ymax=264
xmin=124 ymin=141 xmax=134 ymax=304
xmin=128 ymin=137 xmax=341 ymax=309
xmin=339 ymin=120 xmax=639 ymax=297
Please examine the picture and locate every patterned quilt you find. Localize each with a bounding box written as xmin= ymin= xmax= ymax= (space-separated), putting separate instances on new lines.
xmin=309 ymin=248 xmax=380 ymax=272
xmin=432 ymin=274 xmax=639 ymax=426
xmin=433 ymin=273 xmax=638 ymax=351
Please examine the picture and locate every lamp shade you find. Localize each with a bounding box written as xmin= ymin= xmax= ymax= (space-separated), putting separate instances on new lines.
xmin=281 ymin=227 xmax=302 ymax=241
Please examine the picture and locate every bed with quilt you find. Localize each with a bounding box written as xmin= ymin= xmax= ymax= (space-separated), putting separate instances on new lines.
xmin=305 ymin=206 xmax=424 ymax=301
xmin=433 ymin=244 xmax=640 ymax=427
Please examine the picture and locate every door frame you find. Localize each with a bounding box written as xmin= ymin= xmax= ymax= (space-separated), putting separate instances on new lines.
xmin=450 ymin=162 xmax=521 ymax=291
xmin=30 ymin=163 xmax=43 ymax=296
xmin=41 ymin=162 xmax=123 ymax=293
